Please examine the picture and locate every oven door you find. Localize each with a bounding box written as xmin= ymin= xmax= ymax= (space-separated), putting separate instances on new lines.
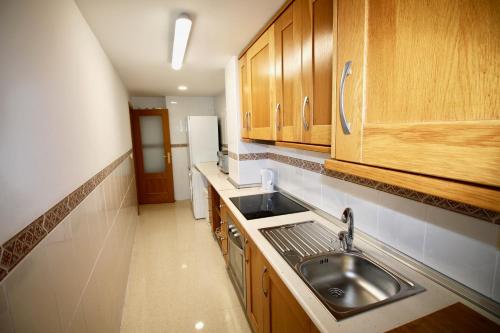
xmin=227 ymin=221 xmax=246 ymax=307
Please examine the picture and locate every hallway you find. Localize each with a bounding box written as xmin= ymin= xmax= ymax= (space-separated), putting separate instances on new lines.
xmin=120 ymin=201 xmax=251 ymax=333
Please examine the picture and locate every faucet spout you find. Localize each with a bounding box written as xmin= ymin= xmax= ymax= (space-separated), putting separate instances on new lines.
xmin=339 ymin=208 xmax=354 ymax=252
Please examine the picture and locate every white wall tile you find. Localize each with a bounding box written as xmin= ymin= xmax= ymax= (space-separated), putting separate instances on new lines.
xmin=302 ymin=170 xmax=322 ymax=208
xmin=344 ymin=184 xmax=380 ymax=238
xmin=320 ymin=176 xmax=347 ymax=219
xmin=238 ymin=160 xmax=266 ymax=185
xmin=424 ymin=206 xmax=498 ymax=297
xmin=376 ymin=193 xmax=427 ymax=261
xmin=6 ymin=239 xmax=62 ymax=333
xmin=492 ymin=251 xmax=500 ymax=302
xmin=283 ymin=166 xmax=304 ymax=200
xmin=43 ymin=220 xmax=85 ymax=331
xmin=68 ymin=304 xmax=88 ymax=333
xmin=0 ymin=284 xmax=14 ymax=333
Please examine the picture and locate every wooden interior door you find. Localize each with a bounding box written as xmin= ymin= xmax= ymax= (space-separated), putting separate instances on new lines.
xmin=301 ymin=0 xmax=335 ymax=146
xmin=274 ymin=1 xmax=302 ymax=143
xmin=336 ymin=0 xmax=500 ymax=186
xmin=247 ymin=26 xmax=276 ymax=141
xmin=239 ymin=54 xmax=250 ymax=138
xmin=131 ymin=108 xmax=175 ymax=204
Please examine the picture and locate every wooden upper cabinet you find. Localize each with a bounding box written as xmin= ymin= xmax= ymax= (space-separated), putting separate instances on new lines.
xmin=301 ymin=0 xmax=335 ymax=146
xmin=239 ymin=54 xmax=250 ymax=139
xmin=335 ymin=0 xmax=500 ymax=187
xmin=274 ymin=2 xmax=302 ymax=143
xmin=247 ymin=26 xmax=276 ymax=141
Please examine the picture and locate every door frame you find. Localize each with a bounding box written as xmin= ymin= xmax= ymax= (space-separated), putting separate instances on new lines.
xmin=130 ymin=108 xmax=175 ymax=204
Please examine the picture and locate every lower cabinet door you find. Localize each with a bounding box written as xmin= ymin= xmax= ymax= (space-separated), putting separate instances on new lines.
xmin=263 ymin=266 xmax=314 ymax=333
xmin=245 ymin=240 xmax=266 ymax=333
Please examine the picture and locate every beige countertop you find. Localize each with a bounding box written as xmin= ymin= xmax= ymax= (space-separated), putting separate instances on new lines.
xmin=196 ymin=162 xmax=499 ymax=332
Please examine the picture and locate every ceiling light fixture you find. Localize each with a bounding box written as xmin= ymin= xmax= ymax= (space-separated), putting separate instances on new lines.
xmin=178 ymin=85 xmax=188 ymax=91
xmin=170 ymin=101 xmax=178 ymax=104
xmin=171 ymin=14 xmax=192 ymax=70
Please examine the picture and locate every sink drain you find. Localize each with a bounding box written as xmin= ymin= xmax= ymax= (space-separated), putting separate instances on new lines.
xmin=328 ymin=287 xmax=344 ymax=297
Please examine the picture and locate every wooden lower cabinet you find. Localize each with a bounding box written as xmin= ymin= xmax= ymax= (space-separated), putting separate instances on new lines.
xmin=245 ymin=238 xmax=267 ymax=333
xmin=263 ymin=265 xmax=318 ymax=333
xmin=245 ymin=238 xmax=319 ymax=333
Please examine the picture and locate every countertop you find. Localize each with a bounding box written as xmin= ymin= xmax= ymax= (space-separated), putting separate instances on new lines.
xmin=195 ymin=162 xmax=500 ymax=333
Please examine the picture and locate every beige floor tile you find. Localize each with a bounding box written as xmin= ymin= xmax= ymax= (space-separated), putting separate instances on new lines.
xmin=121 ymin=201 xmax=251 ymax=333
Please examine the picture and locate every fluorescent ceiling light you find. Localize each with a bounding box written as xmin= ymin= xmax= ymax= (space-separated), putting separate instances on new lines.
xmin=171 ymin=14 xmax=192 ymax=70
xmin=178 ymin=85 xmax=188 ymax=91
xmin=170 ymin=101 xmax=178 ymax=104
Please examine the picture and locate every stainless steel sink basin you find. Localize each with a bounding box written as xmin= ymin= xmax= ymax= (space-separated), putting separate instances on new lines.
xmin=299 ymin=253 xmax=400 ymax=309
xmin=260 ymin=221 xmax=425 ymax=320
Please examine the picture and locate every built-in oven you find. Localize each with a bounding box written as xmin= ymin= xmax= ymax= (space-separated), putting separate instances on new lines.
xmin=227 ymin=214 xmax=246 ymax=307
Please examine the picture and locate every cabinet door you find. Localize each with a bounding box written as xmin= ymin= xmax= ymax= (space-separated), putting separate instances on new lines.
xmin=275 ymin=2 xmax=302 ymax=143
xmin=245 ymin=239 xmax=266 ymax=333
xmin=263 ymin=265 xmax=315 ymax=333
xmin=336 ymin=0 xmax=500 ymax=186
xmin=239 ymin=54 xmax=250 ymax=139
xmin=220 ymin=204 xmax=228 ymax=264
xmin=247 ymin=26 xmax=276 ymax=141
xmin=301 ymin=0 xmax=335 ymax=146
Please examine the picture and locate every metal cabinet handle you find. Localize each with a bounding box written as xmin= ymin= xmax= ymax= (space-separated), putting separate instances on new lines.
xmin=301 ymin=96 xmax=309 ymax=130
xmin=247 ymin=112 xmax=251 ymax=130
xmin=339 ymin=61 xmax=352 ymax=135
xmin=245 ymin=239 xmax=249 ymax=263
xmin=261 ymin=267 xmax=268 ymax=297
xmin=275 ymin=103 xmax=281 ymax=131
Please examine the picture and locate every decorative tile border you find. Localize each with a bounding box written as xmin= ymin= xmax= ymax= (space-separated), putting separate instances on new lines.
xmin=171 ymin=143 xmax=189 ymax=148
xmin=229 ymin=151 xmax=500 ymax=223
xmin=0 ymin=150 xmax=132 ymax=282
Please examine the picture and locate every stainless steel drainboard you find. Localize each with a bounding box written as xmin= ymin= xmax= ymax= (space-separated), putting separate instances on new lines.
xmin=260 ymin=221 xmax=341 ymax=266
xmin=260 ymin=221 xmax=425 ymax=320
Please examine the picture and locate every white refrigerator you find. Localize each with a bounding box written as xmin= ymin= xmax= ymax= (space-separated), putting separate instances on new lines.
xmin=187 ymin=116 xmax=219 ymax=219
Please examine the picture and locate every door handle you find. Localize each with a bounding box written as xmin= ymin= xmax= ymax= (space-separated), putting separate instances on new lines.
xmin=301 ymin=96 xmax=309 ymax=130
xmin=339 ymin=61 xmax=352 ymax=135
xmin=163 ymin=153 xmax=171 ymax=164
xmin=247 ymin=112 xmax=251 ymax=130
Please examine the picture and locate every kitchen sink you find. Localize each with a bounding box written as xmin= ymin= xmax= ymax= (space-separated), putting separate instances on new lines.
xmin=260 ymin=221 xmax=425 ymax=320
xmin=298 ymin=252 xmax=424 ymax=318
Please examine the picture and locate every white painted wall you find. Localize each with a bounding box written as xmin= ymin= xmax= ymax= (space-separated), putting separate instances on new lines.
xmin=165 ymin=96 xmax=215 ymax=200
xmin=130 ymin=96 xmax=166 ymax=109
xmin=0 ymin=0 xmax=131 ymax=244
xmin=215 ymin=92 xmax=227 ymax=146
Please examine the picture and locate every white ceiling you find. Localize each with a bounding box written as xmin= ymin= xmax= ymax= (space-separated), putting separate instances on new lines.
xmin=75 ymin=0 xmax=285 ymax=97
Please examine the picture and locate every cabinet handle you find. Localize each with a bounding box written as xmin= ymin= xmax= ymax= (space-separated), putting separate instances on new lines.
xmin=261 ymin=267 xmax=268 ymax=297
xmin=301 ymin=96 xmax=309 ymax=130
xmin=244 ymin=239 xmax=249 ymax=263
xmin=275 ymin=103 xmax=281 ymax=131
xmin=339 ymin=61 xmax=352 ymax=135
xmin=246 ymin=112 xmax=251 ymax=130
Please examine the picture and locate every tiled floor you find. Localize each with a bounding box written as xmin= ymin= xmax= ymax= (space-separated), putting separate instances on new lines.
xmin=120 ymin=201 xmax=252 ymax=333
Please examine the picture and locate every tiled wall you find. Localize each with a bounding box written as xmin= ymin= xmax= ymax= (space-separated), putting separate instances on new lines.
xmin=263 ymin=145 xmax=500 ymax=303
xmin=0 ymin=155 xmax=138 ymax=332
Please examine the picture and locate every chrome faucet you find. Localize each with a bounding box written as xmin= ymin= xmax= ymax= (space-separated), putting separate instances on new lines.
xmin=338 ymin=208 xmax=354 ymax=252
